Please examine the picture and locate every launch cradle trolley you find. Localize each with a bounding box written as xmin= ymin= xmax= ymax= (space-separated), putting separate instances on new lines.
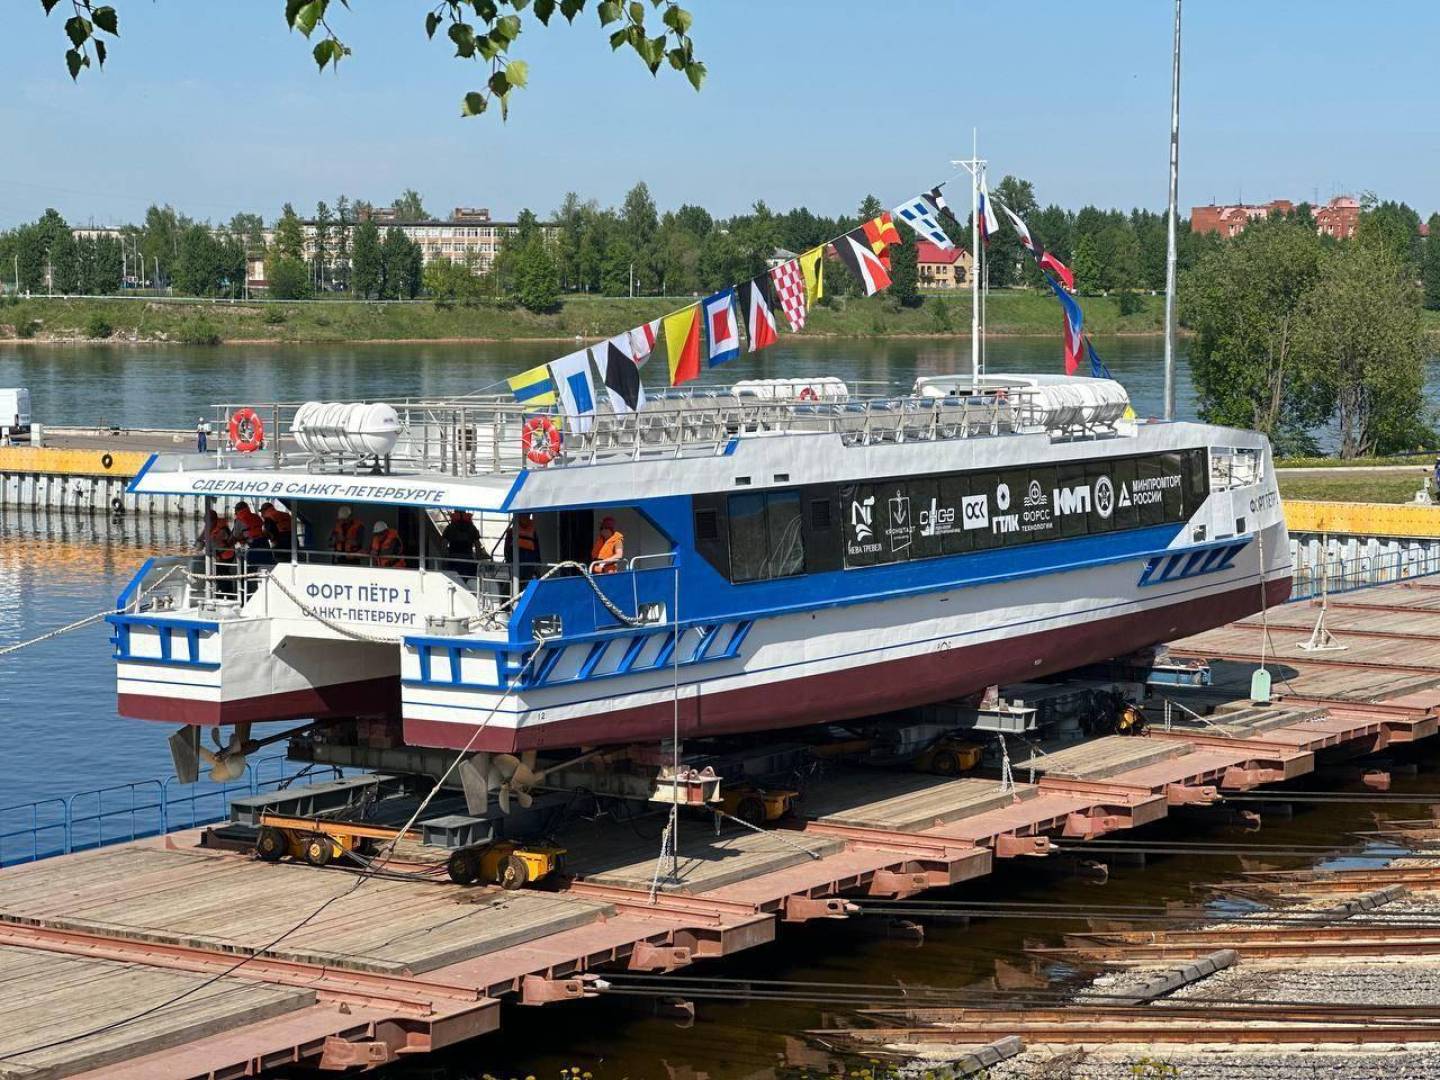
xmin=253 ymin=812 xmax=564 ymax=889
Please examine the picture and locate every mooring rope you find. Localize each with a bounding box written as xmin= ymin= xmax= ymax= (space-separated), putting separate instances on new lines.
xmin=0 ymin=610 xmax=113 ymax=656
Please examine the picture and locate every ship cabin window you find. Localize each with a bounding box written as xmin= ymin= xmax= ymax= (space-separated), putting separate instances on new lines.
xmin=726 ymin=491 xmax=805 ymax=583
xmin=1210 ymin=446 xmax=1262 ymax=490
xmin=691 ymin=448 xmax=1211 ymax=584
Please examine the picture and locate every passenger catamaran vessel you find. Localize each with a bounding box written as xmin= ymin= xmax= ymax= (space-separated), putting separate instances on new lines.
xmin=112 ymin=372 xmax=1291 ymax=764
xmin=109 ymin=147 xmax=1290 ymax=778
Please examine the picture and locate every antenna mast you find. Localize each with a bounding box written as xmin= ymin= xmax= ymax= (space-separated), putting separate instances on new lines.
xmin=1162 ymin=0 xmax=1182 ymax=421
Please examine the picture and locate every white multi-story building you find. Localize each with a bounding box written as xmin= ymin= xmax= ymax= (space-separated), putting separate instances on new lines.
xmin=299 ymin=207 xmax=555 ymax=281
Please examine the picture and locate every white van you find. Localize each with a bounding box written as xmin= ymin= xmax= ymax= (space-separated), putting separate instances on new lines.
xmin=0 ymin=389 xmax=32 ymax=434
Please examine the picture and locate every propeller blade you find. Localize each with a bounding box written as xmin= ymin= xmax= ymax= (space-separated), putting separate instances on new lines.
xmin=516 ymin=789 xmax=534 ymax=809
xmin=498 ymin=784 xmax=511 ymax=815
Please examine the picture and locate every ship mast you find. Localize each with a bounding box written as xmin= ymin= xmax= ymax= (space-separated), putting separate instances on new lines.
xmin=1162 ymin=0 xmax=1182 ymax=420
xmin=953 ymin=132 xmax=987 ymax=386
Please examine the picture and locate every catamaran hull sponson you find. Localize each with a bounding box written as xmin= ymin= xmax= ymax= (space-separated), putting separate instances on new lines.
xmin=401 ymin=532 xmax=1292 ymax=753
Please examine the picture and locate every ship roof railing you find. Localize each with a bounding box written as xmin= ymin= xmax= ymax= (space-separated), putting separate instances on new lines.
xmin=202 ymin=377 xmax=1133 ymax=478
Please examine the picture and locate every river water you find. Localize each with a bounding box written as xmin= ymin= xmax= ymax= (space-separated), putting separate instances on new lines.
xmin=0 ymin=336 xmax=1199 ymax=427
xmin=0 ymin=338 xmax=1431 ymax=1079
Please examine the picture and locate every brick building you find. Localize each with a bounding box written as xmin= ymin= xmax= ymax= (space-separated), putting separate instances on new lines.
xmin=1190 ymin=195 xmax=1362 ymax=241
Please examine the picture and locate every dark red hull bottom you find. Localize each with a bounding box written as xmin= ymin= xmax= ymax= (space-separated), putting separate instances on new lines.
xmin=403 ymin=576 xmax=1294 ymax=754
xmin=118 ymin=675 xmax=401 ymax=728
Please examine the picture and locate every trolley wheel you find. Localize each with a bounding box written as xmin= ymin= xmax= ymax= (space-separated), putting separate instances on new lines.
xmin=499 ymin=854 xmax=530 ymax=890
xmin=302 ymin=834 xmax=333 ymax=867
xmin=447 ymin=847 xmax=482 ymax=885
xmin=353 ymin=837 xmax=377 ymax=858
xmin=930 ymin=749 xmax=961 ymax=777
xmin=735 ymin=795 xmax=768 ymax=828
xmin=255 ymin=826 xmax=287 ymax=862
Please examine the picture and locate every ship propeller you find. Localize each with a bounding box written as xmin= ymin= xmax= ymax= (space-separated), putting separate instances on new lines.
xmin=460 ymin=749 xmax=604 ymax=815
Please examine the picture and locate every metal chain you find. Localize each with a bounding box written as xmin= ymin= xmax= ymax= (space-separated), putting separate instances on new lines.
xmin=714 ymin=808 xmax=826 ymax=861
xmin=0 ymin=610 xmax=112 ymax=656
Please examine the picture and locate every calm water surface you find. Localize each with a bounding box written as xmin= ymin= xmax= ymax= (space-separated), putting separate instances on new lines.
xmin=0 ymin=336 xmax=1200 ymax=426
xmin=0 ymin=339 xmax=1434 ymax=1079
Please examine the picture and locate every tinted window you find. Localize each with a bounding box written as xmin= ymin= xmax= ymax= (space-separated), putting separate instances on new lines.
xmin=1086 ymin=462 xmax=1118 ymax=534
xmin=937 ymin=474 xmax=974 ymax=555
xmin=727 ymin=493 xmax=769 ymax=583
xmin=908 ymin=478 xmax=944 ymax=560
xmin=1020 ymin=467 xmax=1059 ymax=543
xmin=1054 ymin=462 xmax=1091 ymax=538
xmin=765 ymin=491 xmax=805 ymax=579
xmin=1133 ymin=456 xmax=1169 ymax=526
xmin=1110 ymin=458 xmax=1139 ymax=532
xmin=728 ymin=491 xmax=808 ymax=583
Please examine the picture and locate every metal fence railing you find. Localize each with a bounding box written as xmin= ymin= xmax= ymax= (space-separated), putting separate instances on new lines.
xmin=1288 ymin=547 xmax=1440 ymax=603
xmin=0 ymin=754 xmax=345 ymax=868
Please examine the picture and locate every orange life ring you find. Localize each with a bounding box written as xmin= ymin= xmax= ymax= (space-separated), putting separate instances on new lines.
xmin=228 ymin=408 xmax=265 ymax=454
xmin=798 ymin=386 xmax=818 ymax=402
xmin=521 ymin=415 xmax=562 ymax=466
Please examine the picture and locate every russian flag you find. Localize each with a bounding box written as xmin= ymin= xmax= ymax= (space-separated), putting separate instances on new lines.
xmin=1044 ymin=272 xmax=1085 ymax=375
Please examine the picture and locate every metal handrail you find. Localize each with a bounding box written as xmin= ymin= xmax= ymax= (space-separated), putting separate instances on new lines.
xmin=1289 ymin=548 xmax=1440 ymax=602
xmin=0 ymin=755 xmax=346 ymax=868
xmin=200 ymin=386 xmax=1104 ymax=479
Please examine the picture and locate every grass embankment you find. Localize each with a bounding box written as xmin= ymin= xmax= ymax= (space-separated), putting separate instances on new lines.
xmin=0 ymin=290 xmax=1166 ymax=346
xmin=1278 ymin=471 xmax=1429 ymax=504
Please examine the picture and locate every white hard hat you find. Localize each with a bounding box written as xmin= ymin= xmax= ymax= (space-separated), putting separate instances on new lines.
xmin=337 ymin=506 xmax=352 ymax=519
xmin=373 ymin=520 xmax=389 ymax=533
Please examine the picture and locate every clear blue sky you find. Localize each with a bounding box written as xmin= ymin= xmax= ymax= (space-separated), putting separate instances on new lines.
xmin=2 ymin=1 xmax=1437 ymax=227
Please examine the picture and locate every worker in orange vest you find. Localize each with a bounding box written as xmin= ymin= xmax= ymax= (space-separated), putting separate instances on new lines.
xmin=329 ymin=506 xmax=363 ymax=564
xmin=230 ymin=500 xmax=272 ymax=569
xmin=370 ymin=520 xmax=405 ymax=568
xmin=590 ymin=515 xmax=624 ymax=575
xmin=198 ymin=508 xmax=237 ymax=596
xmin=260 ymin=502 xmax=293 ymax=559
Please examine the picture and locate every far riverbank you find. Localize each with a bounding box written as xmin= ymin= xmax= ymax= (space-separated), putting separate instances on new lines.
xmin=0 ymin=290 xmax=1171 ymax=346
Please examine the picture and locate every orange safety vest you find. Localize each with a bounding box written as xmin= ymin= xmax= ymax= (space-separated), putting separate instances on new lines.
xmin=234 ymin=508 xmax=267 ymax=542
xmin=371 ymin=528 xmax=404 ymax=568
xmin=208 ymin=517 xmax=235 ymax=562
xmin=516 ymin=520 xmax=538 ymax=554
xmin=591 ymin=531 xmax=623 ymax=574
xmin=330 ymin=518 xmax=363 ymax=554
xmin=263 ymin=508 xmax=293 ymax=535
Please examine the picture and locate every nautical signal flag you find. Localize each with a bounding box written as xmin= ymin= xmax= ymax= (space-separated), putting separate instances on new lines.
xmin=1044 ymin=271 xmax=1085 ymax=375
xmin=893 ymin=192 xmax=954 ymax=249
xmin=927 ymin=185 xmax=958 ymax=225
xmin=1040 ymin=251 xmax=1075 ymax=293
xmin=998 ymin=203 xmax=1038 ymax=256
xmin=798 ymin=245 xmax=825 ymax=308
xmin=978 ymin=175 xmax=1000 ymax=246
xmin=592 ymin=337 xmax=646 ymax=414
xmin=703 ymin=286 xmax=741 ymax=367
xmin=999 ymin=202 xmax=1075 ymax=291
xmin=508 ymin=363 xmax=557 ymax=407
xmin=835 ymin=230 xmax=892 ymax=296
xmin=741 ymin=275 xmax=780 ymax=352
xmin=549 ymin=350 xmax=597 ymax=434
xmin=628 ymin=318 xmax=661 ymax=365
xmin=861 ymin=212 xmax=902 ymax=269
xmin=661 ymin=303 xmax=701 ymax=386
xmin=770 ymin=258 xmax=808 ymax=331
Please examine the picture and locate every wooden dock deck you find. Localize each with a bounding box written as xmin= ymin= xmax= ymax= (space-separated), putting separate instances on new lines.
xmin=3 ymin=580 xmax=1440 ymax=1077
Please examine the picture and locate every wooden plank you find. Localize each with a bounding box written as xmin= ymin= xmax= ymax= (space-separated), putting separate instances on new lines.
xmin=0 ymin=945 xmax=313 ymax=1080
